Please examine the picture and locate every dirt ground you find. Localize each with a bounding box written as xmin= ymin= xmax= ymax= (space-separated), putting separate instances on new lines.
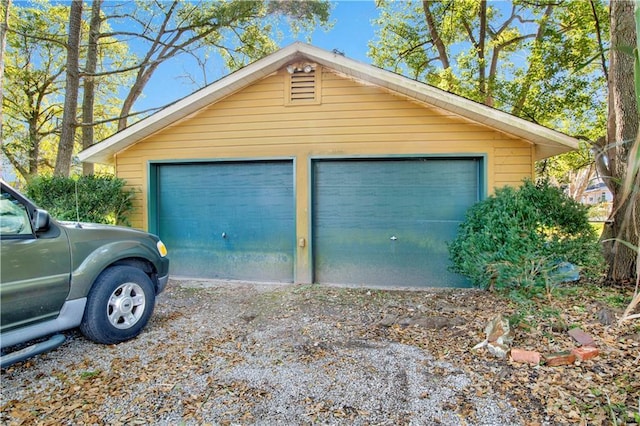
xmin=1 ymin=279 xmax=639 ymax=425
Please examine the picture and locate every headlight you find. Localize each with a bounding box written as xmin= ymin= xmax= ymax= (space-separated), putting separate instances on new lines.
xmin=157 ymin=240 xmax=168 ymax=257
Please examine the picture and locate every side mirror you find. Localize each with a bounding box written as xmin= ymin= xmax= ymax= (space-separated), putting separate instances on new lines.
xmin=33 ymin=209 xmax=51 ymax=232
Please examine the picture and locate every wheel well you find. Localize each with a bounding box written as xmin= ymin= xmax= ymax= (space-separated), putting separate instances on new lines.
xmin=82 ymin=259 xmax=160 ymax=305
xmin=111 ymin=258 xmax=156 ymax=280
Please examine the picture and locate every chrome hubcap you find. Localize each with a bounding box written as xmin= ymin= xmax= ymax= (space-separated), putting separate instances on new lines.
xmin=107 ymin=282 xmax=146 ymax=329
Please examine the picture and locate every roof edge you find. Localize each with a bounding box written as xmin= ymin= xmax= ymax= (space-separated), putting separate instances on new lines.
xmin=79 ymin=42 xmax=578 ymax=164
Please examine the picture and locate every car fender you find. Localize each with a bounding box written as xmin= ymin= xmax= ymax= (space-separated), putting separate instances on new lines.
xmin=67 ymin=240 xmax=164 ymax=299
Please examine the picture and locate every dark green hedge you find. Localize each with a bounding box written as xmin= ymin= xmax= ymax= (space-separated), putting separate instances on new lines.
xmin=26 ymin=175 xmax=136 ymax=226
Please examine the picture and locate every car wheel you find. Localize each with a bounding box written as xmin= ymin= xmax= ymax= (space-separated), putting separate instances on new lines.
xmin=80 ymin=265 xmax=156 ymax=344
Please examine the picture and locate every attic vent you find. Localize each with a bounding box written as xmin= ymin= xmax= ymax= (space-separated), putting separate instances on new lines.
xmin=290 ymin=72 xmax=316 ymax=101
xmin=285 ymin=63 xmax=320 ymax=105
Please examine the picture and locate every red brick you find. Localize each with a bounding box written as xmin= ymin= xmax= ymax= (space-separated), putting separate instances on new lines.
xmin=544 ymin=351 xmax=576 ymax=366
xmin=510 ymin=348 xmax=541 ymax=365
xmin=571 ymin=346 xmax=599 ymax=361
xmin=568 ymin=328 xmax=596 ymax=347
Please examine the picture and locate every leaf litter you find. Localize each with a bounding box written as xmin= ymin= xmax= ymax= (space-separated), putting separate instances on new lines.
xmin=1 ymin=279 xmax=638 ymax=425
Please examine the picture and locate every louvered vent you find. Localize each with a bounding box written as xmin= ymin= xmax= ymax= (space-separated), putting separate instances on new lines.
xmin=285 ymin=63 xmax=320 ymax=105
xmin=290 ymin=71 xmax=316 ymax=102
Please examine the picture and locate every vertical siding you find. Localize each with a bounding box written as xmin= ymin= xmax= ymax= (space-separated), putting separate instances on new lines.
xmin=115 ymin=67 xmax=534 ymax=281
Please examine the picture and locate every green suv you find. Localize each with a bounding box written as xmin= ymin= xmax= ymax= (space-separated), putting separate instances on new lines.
xmin=0 ymin=180 xmax=169 ymax=367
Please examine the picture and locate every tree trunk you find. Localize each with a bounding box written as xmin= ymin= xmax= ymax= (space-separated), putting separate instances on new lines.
xmin=599 ymin=0 xmax=639 ymax=282
xmin=117 ymin=61 xmax=161 ymax=130
xmin=567 ymin=163 xmax=595 ymax=201
xmin=116 ymin=0 xmax=178 ymax=131
xmin=422 ymin=1 xmax=450 ymax=69
xmin=477 ymin=0 xmax=488 ymax=105
xmin=28 ymin=112 xmax=39 ymax=178
xmin=512 ymin=3 xmax=554 ymax=116
xmin=82 ymin=0 xmax=102 ymax=176
xmin=54 ymin=0 xmax=83 ymax=177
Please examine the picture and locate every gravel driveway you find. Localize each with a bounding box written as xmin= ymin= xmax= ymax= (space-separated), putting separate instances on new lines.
xmin=1 ymin=279 xmax=523 ymax=425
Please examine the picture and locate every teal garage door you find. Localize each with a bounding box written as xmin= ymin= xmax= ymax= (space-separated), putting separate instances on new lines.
xmin=156 ymin=161 xmax=295 ymax=282
xmin=313 ymin=158 xmax=480 ymax=287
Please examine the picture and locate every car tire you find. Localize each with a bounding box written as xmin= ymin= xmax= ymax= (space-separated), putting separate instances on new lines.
xmin=80 ymin=265 xmax=156 ymax=344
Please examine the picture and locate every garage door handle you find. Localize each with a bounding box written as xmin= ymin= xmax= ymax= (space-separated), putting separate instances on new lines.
xmin=390 ymin=236 xmax=398 ymax=241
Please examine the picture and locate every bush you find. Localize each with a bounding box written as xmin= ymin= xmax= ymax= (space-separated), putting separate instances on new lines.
xmin=448 ymin=179 xmax=605 ymax=295
xmin=26 ymin=175 xmax=136 ymax=225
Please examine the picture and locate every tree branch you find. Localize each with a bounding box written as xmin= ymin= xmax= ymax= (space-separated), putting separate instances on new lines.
xmin=589 ymin=0 xmax=608 ymax=81
xmin=422 ymin=0 xmax=449 ymax=69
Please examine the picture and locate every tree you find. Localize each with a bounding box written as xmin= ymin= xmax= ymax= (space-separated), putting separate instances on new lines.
xmin=81 ymin=0 xmax=102 ymax=176
xmin=4 ymin=0 xmax=331 ymax=177
xmin=53 ymin=0 xmax=82 ymax=177
xmin=595 ymin=0 xmax=639 ymax=282
xmin=538 ymin=139 xmax=597 ymax=200
xmin=2 ymin=3 xmax=68 ymax=180
xmin=2 ymin=2 xmax=128 ymax=181
xmin=370 ymin=0 xmax=606 ymax=123
xmin=103 ymin=0 xmax=331 ymax=130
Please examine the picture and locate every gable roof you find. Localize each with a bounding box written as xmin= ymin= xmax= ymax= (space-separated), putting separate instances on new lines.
xmin=79 ymin=42 xmax=578 ymax=164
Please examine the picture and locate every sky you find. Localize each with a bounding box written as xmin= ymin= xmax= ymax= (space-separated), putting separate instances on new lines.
xmin=136 ymin=0 xmax=380 ymax=111
xmin=292 ymin=0 xmax=379 ymax=63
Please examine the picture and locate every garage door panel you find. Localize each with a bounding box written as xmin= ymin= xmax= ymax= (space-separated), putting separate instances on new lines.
xmin=313 ymin=158 xmax=478 ymax=287
xmin=314 ymin=224 xmax=462 ymax=286
xmin=157 ymin=161 xmax=294 ymax=282
xmin=167 ymin=248 xmax=293 ymax=281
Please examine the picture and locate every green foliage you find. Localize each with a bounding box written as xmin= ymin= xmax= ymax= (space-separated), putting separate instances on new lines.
xmin=25 ymin=175 xmax=135 ymax=226
xmin=1 ymin=2 xmax=68 ymax=179
xmin=369 ymin=0 xmax=608 ymax=135
xmin=2 ymin=1 xmax=131 ymax=180
xmin=203 ymin=0 xmax=331 ymax=70
xmin=448 ymin=180 xmax=605 ymax=294
xmin=4 ymin=0 xmax=331 ymax=178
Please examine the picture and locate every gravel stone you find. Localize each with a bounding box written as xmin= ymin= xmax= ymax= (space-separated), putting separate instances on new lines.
xmin=1 ymin=279 xmax=523 ymax=425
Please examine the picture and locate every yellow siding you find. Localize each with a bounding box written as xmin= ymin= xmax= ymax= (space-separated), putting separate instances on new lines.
xmin=494 ymin=147 xmax=534 ymax=188
xmin=116 ymin=67 xmax=534 ymax=282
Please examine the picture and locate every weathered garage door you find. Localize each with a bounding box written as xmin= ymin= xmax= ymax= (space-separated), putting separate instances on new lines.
xmin=156 ymin=161 xmax=295 ymax=282
xmin=313 ymin=158 xmax=480 ymax=287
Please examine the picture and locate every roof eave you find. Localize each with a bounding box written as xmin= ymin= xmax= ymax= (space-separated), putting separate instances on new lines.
xmin=79 ymin=42 xmax=578 ymax=164
xmin=299 ymin=46 xmax=578 ymax=159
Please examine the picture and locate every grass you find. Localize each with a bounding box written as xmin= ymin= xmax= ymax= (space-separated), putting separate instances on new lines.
xmin=80 ymin=371 xmax=101 ymax=380
xmin=590 ymin=221 xmax=605 ymax=237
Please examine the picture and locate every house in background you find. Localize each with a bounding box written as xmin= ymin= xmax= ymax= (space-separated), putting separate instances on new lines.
xmin=582 ymin=179 xmax=613 ymax=205
xmin=79 ymin=43 xmax=579 ymax=288
xmin=581 ymin=178 xmax=613 ymax=222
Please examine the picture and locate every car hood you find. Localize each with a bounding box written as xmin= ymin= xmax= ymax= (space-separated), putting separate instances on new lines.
xmin=59 ymin=221 xmax=154 ymax=236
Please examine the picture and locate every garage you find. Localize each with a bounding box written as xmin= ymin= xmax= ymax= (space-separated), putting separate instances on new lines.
xmin=312 ymin=158 xmax=481 ymax=287
xmin=154 ymin=161 xmax=295 ymax=282
xmin=79 ymin=43 xmax=579 ymax=287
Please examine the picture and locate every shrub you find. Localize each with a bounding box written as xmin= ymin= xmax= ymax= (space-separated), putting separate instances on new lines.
xmin=26 ymin=175 xmax=136 ymax=225
xmin=448 ymin=179 xmax=605 ymax=295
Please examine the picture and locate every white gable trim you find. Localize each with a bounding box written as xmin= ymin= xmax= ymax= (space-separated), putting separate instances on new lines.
xmin=79 ymin=42 xmax=578 ymax=164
